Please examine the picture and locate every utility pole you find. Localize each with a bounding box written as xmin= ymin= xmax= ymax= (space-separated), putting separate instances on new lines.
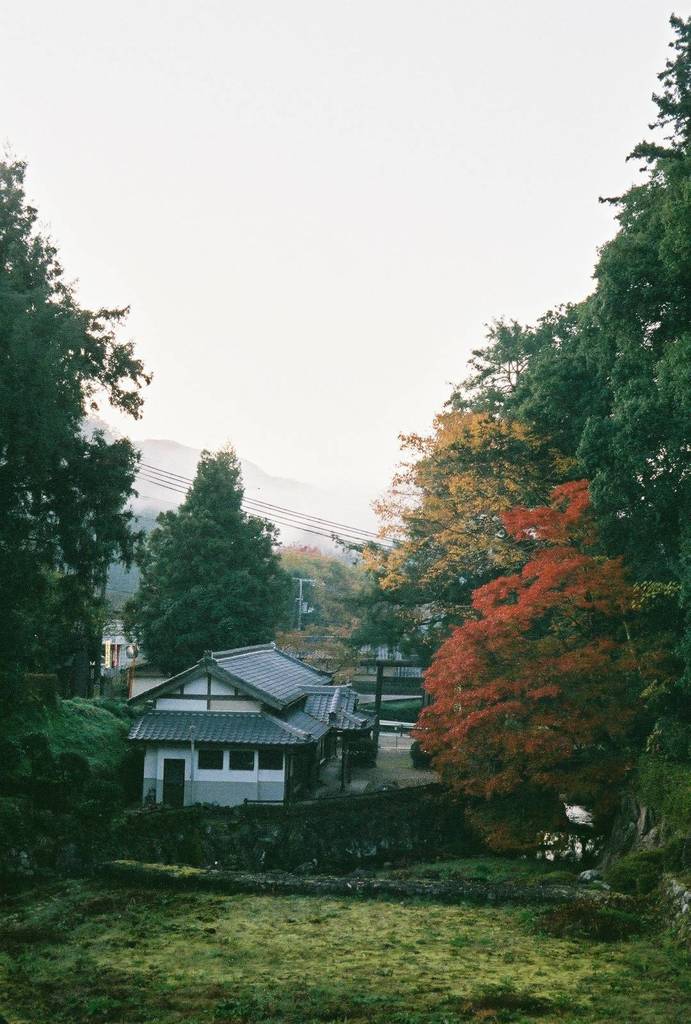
xmin=292 ymin=577 xmax=316 ymax=630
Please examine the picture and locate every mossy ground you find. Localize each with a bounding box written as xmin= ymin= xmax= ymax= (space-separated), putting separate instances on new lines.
xmin=379 ymin=856 xmax=579 ymax=884
xmin=0 ymin=879 xmax=688 ymax=1024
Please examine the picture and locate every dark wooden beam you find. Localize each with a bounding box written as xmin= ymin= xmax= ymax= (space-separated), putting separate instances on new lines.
xmin=372 ymin=662 xmax=384 ymax=751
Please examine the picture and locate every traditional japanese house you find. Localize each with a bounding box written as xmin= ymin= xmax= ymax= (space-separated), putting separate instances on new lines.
xmin=128 ymin=643 xmax=372 ymax=806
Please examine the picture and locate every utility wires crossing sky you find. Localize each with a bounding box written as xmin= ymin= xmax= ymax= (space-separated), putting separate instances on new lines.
xmin=107 ymin=461 xmax=393 ymax=598
xmin=135 ymin=461 xmax=393 ymax=550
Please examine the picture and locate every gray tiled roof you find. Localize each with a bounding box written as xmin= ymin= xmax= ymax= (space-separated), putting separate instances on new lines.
xmin=285 ymin=707 xmax=330 ymax=740
xmin=302 ymin=686 xmax=350 ymax=720
xmin=213 ymin=645 xmax=328 ymax=708
xmin=128 ymin=711 xmax=314 ymax=746
xmin=303 ymin=686 xmax=372 ymax=732
xmin=339 ymin=708 xmax=375 ymax=731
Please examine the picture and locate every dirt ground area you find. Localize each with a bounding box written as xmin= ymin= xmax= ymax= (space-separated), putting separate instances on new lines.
xmin=316 ymin=738 xmax=436 ymax=796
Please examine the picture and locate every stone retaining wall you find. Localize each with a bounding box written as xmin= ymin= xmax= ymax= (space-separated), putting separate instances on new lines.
xmin=661 ymin=875 xmax=691 ymax=946
xmin=113 ymin=784 xmax=472 ymax=872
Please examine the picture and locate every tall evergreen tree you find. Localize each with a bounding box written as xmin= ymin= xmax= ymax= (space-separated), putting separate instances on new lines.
xmin=128 ymin=447 xmax=291 ymax=675
xmin=0 ymin=158 xmax=149 ymax=687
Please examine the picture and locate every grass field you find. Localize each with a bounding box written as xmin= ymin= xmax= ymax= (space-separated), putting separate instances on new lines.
xmin=0 ymin=879 xmax=688 ymax=1024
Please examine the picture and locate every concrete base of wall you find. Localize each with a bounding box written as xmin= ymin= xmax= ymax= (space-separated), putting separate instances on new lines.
xmin=142 ymin=777 xmax=284 ymax=807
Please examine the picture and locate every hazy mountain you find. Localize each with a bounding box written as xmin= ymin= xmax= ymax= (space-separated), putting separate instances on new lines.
xmin=91 ymin=420 xmax=380 ymax=605
xmin=133 ymin=435 xmax=379 ymax=544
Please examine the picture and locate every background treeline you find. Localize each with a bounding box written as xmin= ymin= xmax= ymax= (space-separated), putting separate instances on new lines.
xmin=360 ymin=16 xmax=690 ymax=851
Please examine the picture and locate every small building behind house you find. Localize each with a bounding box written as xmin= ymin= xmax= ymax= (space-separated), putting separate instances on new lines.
xmin=351 ymin=644 xmax=426 ymax=697
xmin=128 ymin=643 xmax=373 ymax=807
xmin=101 ymin=620 xmax=135 ymax=678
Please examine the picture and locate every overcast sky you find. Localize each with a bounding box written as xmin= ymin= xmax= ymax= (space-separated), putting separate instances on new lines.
xmin=1 ymin=1 xmax=680 ymax=503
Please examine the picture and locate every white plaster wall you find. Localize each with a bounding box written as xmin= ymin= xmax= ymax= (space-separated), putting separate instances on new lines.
xmin=209 ymin=699 xmax=260 ymax=712
xmin=210 ymin=678 xmax=236 ymax=695
xmin=183 ymin=674 xmax=235 ymax=695
xmin=155 ymin=697 xmax=260 ymax=711
xmin=185 ymin=676 xmax=212 ymax=694
xmin=142 ymin=745 xmax=286 ymax=805
xmin=143 ymin=747 xmax=157 ymax=776
xmin=156 ymin=698 xmax=207 ymax=710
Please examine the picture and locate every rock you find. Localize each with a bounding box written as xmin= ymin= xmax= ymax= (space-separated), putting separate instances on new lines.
xmin=639 ymin=825 xmax=662 ymax=850
xmin=600 ymin=792 xmax=663 ymax=868
xmin=578 ymin=869 xmax=603 ymax=883
xmin=661 ymin=876 xmax=691 ymax=947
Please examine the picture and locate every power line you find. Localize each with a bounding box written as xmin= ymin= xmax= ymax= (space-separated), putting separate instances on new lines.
xmin=139 ymin=462 xmax=386 ymax=541
xmin=134 ymin=462 xmax=393 ymax=549
xmin=136 ymin=472 xmax=386 ymax=547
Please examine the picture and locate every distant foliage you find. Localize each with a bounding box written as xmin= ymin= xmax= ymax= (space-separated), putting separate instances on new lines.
xmin=127 ymin=447 xmax=291 ymax=675
xmin=279 ymin=546 xmax=365 ymax=631
xmin=276 ymin=546 xmax=366 ymax=679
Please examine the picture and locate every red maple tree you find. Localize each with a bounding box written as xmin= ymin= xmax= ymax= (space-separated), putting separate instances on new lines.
xmin=415 ymin=480 xmax=642 ymax=851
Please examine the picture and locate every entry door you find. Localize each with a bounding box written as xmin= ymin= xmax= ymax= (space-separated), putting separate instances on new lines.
xmin=162 ymin=758 xmax=186 ymax=807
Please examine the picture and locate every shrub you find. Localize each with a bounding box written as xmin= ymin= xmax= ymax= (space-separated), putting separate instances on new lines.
xmin=636 ymin=756 xmax=691 ymax=837
xmin=56 ymin=752 xmax=92 ymax=787
xmin=119 ymin=746 xmax=145 ymax=804
xmin=605 ymin=848 xmax=670 ymax=895
xmin=646 ymin=718 xmax=691 ymax=761
xmin=536 ymin=902 xmax=645 ymax=941
xmin=0 ymin=737 xmax=23 ymax=790
xmin=410 ymin=740 xmax=432 ymax=769
xmin=348 ymin=738 xmax=377 ymax=767
xmin=538 ymin=869 xmax=578 ymax=885
xmin=20 ymin=732 xmax=53 ymax=763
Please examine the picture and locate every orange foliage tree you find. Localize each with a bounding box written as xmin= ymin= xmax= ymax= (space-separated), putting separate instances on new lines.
xmin=361 ymin=410 xmax=572 ymax=662
xmin=415 ymin=480 xmax=644 ymax=851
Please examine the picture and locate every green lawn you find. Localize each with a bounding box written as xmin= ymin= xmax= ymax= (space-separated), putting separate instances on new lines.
xmin=0 ymin=879 xmax=688 ymax=1024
